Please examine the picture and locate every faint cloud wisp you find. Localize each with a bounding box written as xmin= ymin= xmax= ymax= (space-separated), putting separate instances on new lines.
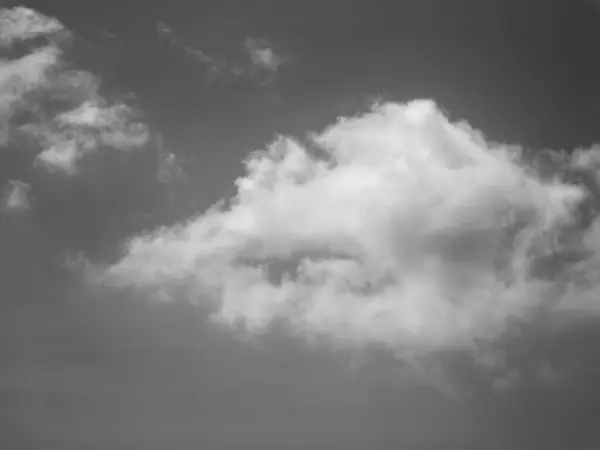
xmin=156 ymin=21 xmax=289 ymax=87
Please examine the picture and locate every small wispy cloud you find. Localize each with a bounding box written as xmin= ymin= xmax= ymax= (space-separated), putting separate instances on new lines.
xmin=244 ymin=37 xmax=286 ymax=73
xmin=1 ymin=179 xmax=31 ymax=214
xmin=155 ymin=22 xmax=288 ymax=87
xmin=0 ymin=6 xmax=65 ymax=47
xmin=157 ymin=149 xmax=183 ymax=186
xmin=156 ymin=21 xmax=216 ymax=65
xmin=34 ymin=101 xmax=149 ymax=174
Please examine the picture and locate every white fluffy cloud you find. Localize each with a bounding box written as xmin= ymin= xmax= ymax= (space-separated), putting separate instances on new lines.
xmin=94 ymin=99 xmax=600 ymax=372
xmin=0 ymin=7 xmax=149 ymax=175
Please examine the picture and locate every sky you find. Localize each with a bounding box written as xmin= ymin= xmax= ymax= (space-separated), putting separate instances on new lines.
xmin=4 ymin=1 xmax=600 ymax=449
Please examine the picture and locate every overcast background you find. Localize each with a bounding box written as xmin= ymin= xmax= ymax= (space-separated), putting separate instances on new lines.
xmin=4 ymin=1 xmax=600 ymax=449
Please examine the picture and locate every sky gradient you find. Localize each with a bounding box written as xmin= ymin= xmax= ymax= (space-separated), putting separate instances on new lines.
xmin=4 ymin=1 xmax=600 ymax=449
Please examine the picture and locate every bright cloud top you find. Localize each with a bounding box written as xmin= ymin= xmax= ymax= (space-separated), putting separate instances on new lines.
xmin=0 ymin=7 xmax=149 ymax=175
xmin=96 ymin=100 xmax=600 ymax=364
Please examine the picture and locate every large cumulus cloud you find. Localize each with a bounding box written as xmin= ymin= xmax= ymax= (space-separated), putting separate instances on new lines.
xmin=92 ymin=99 xmax=600 ymax=381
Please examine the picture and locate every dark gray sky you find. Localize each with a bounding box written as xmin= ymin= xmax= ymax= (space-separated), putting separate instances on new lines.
xmin=4 ymin=1 xmax=600 ymax=449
